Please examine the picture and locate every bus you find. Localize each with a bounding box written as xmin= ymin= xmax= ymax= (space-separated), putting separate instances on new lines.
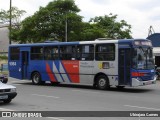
xmin=8 ymin=39 xmax=157 ymax=89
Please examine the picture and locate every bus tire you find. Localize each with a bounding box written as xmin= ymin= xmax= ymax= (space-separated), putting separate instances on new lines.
xmin=32 ymin=72 xmax=43 ymax=85
xmin=93 ymin=83 xmax=97 ymax=89
xmin=96 ymin=75 xmax=110 ymax=90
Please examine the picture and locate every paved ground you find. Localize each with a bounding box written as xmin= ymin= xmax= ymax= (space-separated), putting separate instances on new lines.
xmin=0 ymin=78 xmax=160 ymax=120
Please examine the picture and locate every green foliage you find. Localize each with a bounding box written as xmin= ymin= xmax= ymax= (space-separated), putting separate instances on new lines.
xmin=14 ymin=0 xmax=83 ymax=43
xmin=0 ymin=6 xmax=26 ymax=43
xmin=89 ymin=14 xmax=132 ymax=39
xmin=0 ymin=6 xmax=26 ymax=26
xmin=0 ymin=55 xmax=8 ymax=60
xmin=0 ymin=0 xmax=132 ymax=43
xmin=79 ymin=22 xmax=105 ymax=41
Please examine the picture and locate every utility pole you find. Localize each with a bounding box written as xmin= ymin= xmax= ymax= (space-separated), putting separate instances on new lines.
xmin=65 ymin=15 xmax=68 ymax=42
xmin=9 ymin=0 xmax=12 ymax=44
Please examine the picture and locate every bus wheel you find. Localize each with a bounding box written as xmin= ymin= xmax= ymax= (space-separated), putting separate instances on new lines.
xmin=32 ymin=72 xmax=43 ymax=85
xmin=96 ymin=75 xmax=110 ymax=90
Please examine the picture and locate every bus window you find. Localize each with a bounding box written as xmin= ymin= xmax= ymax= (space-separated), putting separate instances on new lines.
xmin=60 ymin=46 xmax=76 ymax=60
xmin=132 ymin=47 xmax=154 ymax=69
xmin=52 ymin=47 xmax=59 ymax=60
xmin=31 ymin=47 xmax=44 ymax=60
xmin=10 ymin=47 xmax=20 ymax=60
xmin=96 ymin=44 xmax=115 ymax=61
xmin=44 ymin=46 xmax=59 ymax=60
xmin=77 ymin=45 xmax=94 ymax=61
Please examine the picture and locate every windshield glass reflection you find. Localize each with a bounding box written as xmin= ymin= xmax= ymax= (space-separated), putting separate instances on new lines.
xmin=132 ymin=47 xmax=154 ymax=69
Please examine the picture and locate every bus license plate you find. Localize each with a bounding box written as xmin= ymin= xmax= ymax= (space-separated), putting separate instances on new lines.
xmin=145 ymin=81 xmax=152 ymax=85
xmin=0 ymin=95 xmax=8 ymax=99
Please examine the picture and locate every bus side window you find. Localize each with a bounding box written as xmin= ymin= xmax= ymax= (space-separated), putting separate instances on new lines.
xmin=71 ymin=46 xmax=76 ymax=60
xmin=60 ymin=45 xmax=94 ymax=61
xmin=31 ymin=47 xmax=44 ymax=60
xmin=44 ymin=47 xmax=51 ymax=60
xmin=53 ymin=47 xmax=59 ymax=60
xmin=95 ymin=44 xmax=115 ymax=61
xmin=10 ymin=47 xmax=20 ymax=60
xmin=77 ymin=45 xmax=94 ymax=61
xmin=44 ymin=46 xmax=59 ymax=60
xmin=76 ymin=45 xmax=82 ymax=60
xmin=60 ymin=46 xmax=74 ymax=60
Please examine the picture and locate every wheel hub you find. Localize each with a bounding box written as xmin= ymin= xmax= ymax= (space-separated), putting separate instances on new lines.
xmin=99 ymin=78 xmax=106 ymax=87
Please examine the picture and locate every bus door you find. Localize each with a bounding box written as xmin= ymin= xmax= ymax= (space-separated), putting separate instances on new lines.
xmin=118 ymin=48 xmax=131 ymax=85
xmin=21 ymin=51 xmax=29 ymax=79
xmin=18 ymin=47 xmax=30 ymax=79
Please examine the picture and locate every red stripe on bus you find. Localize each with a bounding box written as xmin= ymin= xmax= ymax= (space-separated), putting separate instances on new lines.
xmin=46 ymin=62 xmax=56 ymax=82
xmin=62 ymin=61 xmax=80 ymax=83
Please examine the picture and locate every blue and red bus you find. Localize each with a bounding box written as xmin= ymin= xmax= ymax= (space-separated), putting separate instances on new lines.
xmin=8 ymin=39 xmax=157 ymax=89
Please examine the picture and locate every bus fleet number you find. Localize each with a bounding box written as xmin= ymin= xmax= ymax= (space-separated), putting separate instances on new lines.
xmin=9 ymin=62 xmax=17 ymax=66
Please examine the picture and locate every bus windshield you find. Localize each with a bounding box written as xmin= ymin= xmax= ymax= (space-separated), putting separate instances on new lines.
xmin=132 ymin=47 xmax=154 ymax=70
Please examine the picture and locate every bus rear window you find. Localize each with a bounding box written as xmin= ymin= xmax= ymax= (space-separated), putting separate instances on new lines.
xmin=10 ymin=47 xmax=20 ymax=60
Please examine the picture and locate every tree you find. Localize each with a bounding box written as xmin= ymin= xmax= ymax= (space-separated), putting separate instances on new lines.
xmin=89 ymin=13 xmax=132 ymax=39
xmin=0 ymin=7 xmax=26 ymax=43
xmin=0 ymin=6 xmax=26 ymax=28
xmin=14 ymin=0 xmax=83 ymax=43
xmin=9 ymin=1 xmax=132 ymax=43
xmin=79 ymin=22 xmax=105 ymax=41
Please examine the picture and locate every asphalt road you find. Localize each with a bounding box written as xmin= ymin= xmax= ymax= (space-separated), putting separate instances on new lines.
xmin=0 ymin=78 xmax=160 ymax=120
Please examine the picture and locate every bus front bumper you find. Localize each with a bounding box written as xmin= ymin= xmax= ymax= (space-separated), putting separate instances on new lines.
xmin=131 ymin=76 xmax=157 ymax=87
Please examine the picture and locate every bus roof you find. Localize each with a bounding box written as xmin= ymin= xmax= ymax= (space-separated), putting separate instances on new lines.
xmin=9 ymin=39 xmax=149 ymax=47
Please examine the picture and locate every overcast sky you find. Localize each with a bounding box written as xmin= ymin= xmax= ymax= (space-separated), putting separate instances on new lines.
xmin=0 ymin=0 xmax=160 ymax=38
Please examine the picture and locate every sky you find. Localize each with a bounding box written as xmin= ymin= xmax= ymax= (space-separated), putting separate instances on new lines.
xmin=0 ymin=0 xmax=160 ymax=38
